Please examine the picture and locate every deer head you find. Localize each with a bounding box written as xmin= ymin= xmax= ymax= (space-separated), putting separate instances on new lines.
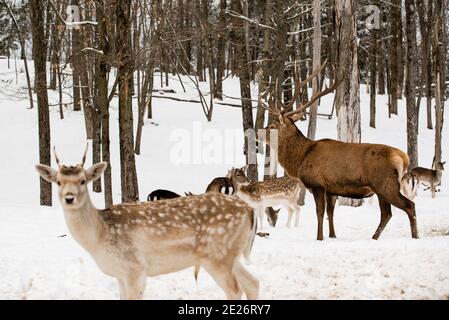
xmin=35 ymin=146 xmax=107 ymax=210
xmin=436 ymin=161 xmax=446 ymax=171
xmin=257 ymin=62 xmax=337 ymax=146
xmin=227 ymin=166 xmax=250 ymax=189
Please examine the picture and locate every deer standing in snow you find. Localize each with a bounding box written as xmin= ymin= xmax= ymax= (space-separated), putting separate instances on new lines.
xmin=411 ymin=162 xmax=445 ymax=198
xmin=35 ymin=149 xmax=259 ymax=300
xmin=227 ymin=167 xmax=302 ymax=234
xmin=257 ymin=63 xmax=418 ymax=240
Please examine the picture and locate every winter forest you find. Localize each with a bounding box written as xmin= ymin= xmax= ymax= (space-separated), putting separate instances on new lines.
xmin=0 ymin=0 xmax=448 ymax=300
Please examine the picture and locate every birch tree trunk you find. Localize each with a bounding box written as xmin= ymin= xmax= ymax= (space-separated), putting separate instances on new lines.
xmin=334 ymin=0 xmax=362 ymax=207
xmin=306 ymin=0 xmax=322 ymax=139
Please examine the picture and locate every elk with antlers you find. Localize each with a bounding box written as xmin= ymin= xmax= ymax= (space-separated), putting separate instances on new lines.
xmin=258 ymin=63 xmax=418 ymax=240
xmin=35 ymin=147 xmax=259 ymax=300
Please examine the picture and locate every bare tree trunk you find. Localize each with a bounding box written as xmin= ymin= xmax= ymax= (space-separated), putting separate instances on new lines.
xmin=334 ymin=0 xmax=362 ymax=207
xmin=405 ymin=0 xmax=419 ymax=169
xmin=369 ymin=20 xmax=378 ymax=128
xmin=71 ymin=0 xmax=82 ymax=112
xmin=389 ymin=0 xmax=402 ymax=115
xmin=95 ymin=0 xmax=113 ymax=207
xmin=307 ymin=0 xmax=322 ymax=139
xmin=30 ymin=0 xmax=52 ymax=206
xmin=117 ymin=0 xmax=139 ymax=202
xmin=215 ymin=0 xmax=227 ymax=100
xmin=231 ymin=0 xmax=257 ymax=181
xmin=433 ymin=0 xmax=444 ymax=166
xmin=416 ymin=0 xmax=433 ymax=130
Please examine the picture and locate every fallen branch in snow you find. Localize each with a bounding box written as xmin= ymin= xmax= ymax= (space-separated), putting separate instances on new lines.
xmin=150 ymin=94 xmax=249 ymax=108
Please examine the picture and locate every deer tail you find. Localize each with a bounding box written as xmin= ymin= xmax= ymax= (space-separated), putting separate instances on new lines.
xmin=194 ymin=264 xmax=200 ymax=286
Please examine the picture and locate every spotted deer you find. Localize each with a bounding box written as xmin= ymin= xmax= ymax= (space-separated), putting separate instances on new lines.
xmin=227 ymin=167 xmax=302 ymax=234
xmin=35 ymin=149 xmax=259 ymax=300
xmin=411 ymin=162 xmax=445 ymax=198
xmin=257 ymin=62 xmax=418 ymax=240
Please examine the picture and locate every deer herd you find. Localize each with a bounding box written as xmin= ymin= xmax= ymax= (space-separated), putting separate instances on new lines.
xmin=35 ymin=64 xmax=445 ymax=300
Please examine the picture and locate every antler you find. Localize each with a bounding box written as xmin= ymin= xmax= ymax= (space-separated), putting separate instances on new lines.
xmin=283 ymin=60 xmax=327 ymax=112
xmin=285 ymin=79 xmax=338 ymax=122
xmin=53 ymin=146 xmax=62 ymax=168
xmin=260 ymin=60 xmax=328 ymax=117
xmin=80 ymin=143 xmax=88 ymax=167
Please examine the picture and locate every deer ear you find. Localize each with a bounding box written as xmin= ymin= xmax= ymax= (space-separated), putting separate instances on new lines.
xmin=35 ymin=164 xmax=58 ymax=183
xmin=86 ymin=162 xmax=107 ymax=182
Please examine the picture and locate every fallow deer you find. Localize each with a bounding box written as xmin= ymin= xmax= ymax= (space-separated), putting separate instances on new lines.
xmin=257 ymin=62 xmax=419 ymax=241
xmin=206 ymin=177 xmax=235 ymax=195
xmin=227 ymin=167 xmax=302 ymax=233
xmin=147 ymin=189 xmax=181 ymax=201
xmin=35 ymin=149 xmax=259 ymax=300
xmin=183 ymin=177 xmax=236 ymax=197
xmin=411 ymin=162 xmax=445 ymax=198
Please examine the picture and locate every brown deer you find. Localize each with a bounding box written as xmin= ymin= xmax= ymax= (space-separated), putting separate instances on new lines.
xmin=257 ymin=63 xmax=418 ymax=241
xmin=35 ymin=149 xmax=259 ymax=300
xmin=411 ymin=162 xmax=445 ymax=198
xmin=227 ymin=167 xmax=302 ymax=233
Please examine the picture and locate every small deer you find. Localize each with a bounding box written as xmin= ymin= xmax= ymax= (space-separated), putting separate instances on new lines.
xmin=35 ymin=149 xmax=259 ymax=300
xmin=257 ymin=62 xmax=418 ymax=240
xmin=400 ymin=172 xmax=420 ymax=200
xmin=147 ymin=189 xmax=181 ymax=201
xmin=206 ymin=177 xmax=235 ymax=195
xmin=227 ymin=167 xmax=302 ymax=232
xmin=411 ymin=162 xmax=445 ymax=198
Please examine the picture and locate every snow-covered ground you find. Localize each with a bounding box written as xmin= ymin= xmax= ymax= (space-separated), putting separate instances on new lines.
xmin=0 ymin=59 xmax=448 ymax=299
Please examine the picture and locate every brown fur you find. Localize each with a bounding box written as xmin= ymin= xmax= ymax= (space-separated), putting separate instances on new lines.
xmin=206 ymin=177 xmax=235 ymax=195
xmin=260 ymin=116 xmax=418 ymax=240
xmin=228 ymin=168 xmax=302 ymax=229
xmin=411 ymin=162 xmax=445 ymax=198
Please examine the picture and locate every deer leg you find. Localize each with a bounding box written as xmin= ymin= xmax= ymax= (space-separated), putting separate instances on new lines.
xmin=377 ymin=189 xmax=419 ymax=239
xmin=431 ymin=183 xmax=435 ymax=198
xmin=233 ymin=261 xmax=259 ymax=300
xmin=286 ymin=207 xmax=293 ymax=228
xmin=204 ymin=263 xmax=242 ymax=300
xmin=372 ymin=196 xmax=393 ymax=240
xmin=117 ymin=278 xmax=126 ymax=300
xmin=257 ymin=206 xmax=267 ymax=231
xmin=123 ymin=271 xmax=147 ymax=300
xmin=312 ymin=189 xmax=326 ymax=241
xmin=326 ymin=194 xmax=337 ymax=238
xmin=294 ymin=204 xmax=301 ymax=228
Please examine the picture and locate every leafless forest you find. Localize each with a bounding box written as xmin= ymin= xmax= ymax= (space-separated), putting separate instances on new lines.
xmin=0 ymin=0 xmax=447 ymax=207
